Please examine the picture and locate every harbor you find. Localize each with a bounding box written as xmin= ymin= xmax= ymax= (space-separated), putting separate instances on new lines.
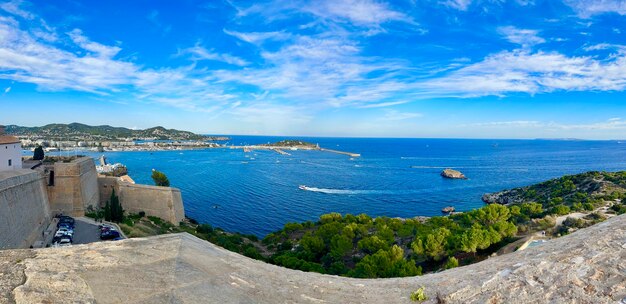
xmin=228 ymin=145 xmax=360 ymax=157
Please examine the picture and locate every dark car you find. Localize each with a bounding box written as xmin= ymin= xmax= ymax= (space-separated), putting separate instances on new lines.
xmin=100 ymin=230 xmax=120 ymax=240
xmin=57 ymin=216 xmax=75 ymax=228
xmin=58 ymin=222 xmax=74 ymax=230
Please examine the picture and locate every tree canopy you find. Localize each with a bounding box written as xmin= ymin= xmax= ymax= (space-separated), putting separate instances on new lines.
xmin=151 ymin=169 xmax=170 ymax=187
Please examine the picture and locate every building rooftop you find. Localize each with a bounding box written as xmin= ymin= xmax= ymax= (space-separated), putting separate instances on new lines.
xmin=0 ymin=135 xmax=19 ymax=145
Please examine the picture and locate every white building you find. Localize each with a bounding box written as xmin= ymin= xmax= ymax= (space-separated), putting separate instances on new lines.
xmin=0 ymin=135 xmax=22 ymax=171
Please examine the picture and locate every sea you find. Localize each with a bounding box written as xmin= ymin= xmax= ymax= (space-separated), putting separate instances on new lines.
xmin=38 ymin=137 xmax=626 ymax=237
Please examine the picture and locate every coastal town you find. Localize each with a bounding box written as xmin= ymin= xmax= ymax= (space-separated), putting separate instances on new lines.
xmin=6 ymin=123 xmax=228 ymax=152
xmin=6 ymin=123 xmax=364 ymax=157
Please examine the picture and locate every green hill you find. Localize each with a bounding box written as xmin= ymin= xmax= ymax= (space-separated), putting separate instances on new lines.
xmin=5 ymin=123 xmax=222 ymax=141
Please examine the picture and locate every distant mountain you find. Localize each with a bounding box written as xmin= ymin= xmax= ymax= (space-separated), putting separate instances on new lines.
xmin=5 ymin=123 xmax=224 ymax=141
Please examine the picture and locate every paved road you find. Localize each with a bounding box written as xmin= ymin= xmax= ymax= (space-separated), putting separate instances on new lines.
xmin=71 ymin=219 xmax=101 ymax=245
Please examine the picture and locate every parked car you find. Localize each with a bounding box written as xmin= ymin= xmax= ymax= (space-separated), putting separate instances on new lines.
xmin=100 ymin=230 xmax=120 ymax=240
xmin=58 ymin=222 xmax=73 ymax=230
xmin=57 ymin=216 xmax=75 ymax=228
xmin=52 ymin=235 xmax=69 ymax=244
xmin=55 ymin=227 xmax=74 ymax=238
xmin=57 ymin=238 xmax=72 ymax=247
xmin=53 ymin=235 xmax=72 ymax=246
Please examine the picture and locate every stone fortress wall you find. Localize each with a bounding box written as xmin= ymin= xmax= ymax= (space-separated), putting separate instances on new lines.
xmin=0 ymin=156 xmax=184 ymax=250
xmin=0 ymin=170 xmax=51 ymax=249
xmin=98 ymin=176 xmax=185 ymax=225
xmin=46 ymin=157 xmax=100 ymax=217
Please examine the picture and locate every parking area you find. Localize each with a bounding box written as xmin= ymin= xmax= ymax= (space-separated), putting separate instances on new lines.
xmin=71 ymin=219 xmax=102 ymax=244
xmin=48 ymin=216 xmax=124 ymax=247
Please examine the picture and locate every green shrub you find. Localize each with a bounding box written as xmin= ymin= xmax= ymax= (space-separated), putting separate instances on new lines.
xmin=196 ymin=224 xmax=214 ymax=234
xmin=123 ymin=218 xmax=134 ymax=227
xmin=444 ymin=256 xmax=459 ymax=269
xmin=148 ymin=216 xmax=164 ymax=226
xmin=410 ymin=287 xmax=428 ymax=302
xmin=549 ymin=205 xmax=570 ymax=216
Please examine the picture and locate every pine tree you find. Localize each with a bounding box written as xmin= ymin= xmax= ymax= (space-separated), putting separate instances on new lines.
xmin=33 ymin=146 xmax=44 ymax=160
xmin=151 ymin=170 xmax=170 ymax=187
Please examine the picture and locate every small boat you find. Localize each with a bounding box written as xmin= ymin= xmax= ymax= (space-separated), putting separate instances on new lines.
xmin=442 ymin=206 xmax=455 ymax=214
xmin=299 ymin=185 xmax=308 ymax=191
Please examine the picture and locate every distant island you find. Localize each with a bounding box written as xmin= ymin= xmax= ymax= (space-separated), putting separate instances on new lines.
xmin=6 ymin=123 xmax=228 ymax=142
xmin=261 ymin=140 xmax=319 ymax=148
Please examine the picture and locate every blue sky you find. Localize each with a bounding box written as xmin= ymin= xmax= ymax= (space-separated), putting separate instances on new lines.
xmin=0 ymin=0 xmax=626 ymax=139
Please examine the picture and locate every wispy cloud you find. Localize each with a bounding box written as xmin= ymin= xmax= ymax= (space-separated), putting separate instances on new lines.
xmin=467 ymin=118 xmax=626 ymax=131
xmin=418 ymin=49 xmax=626 ymax=97
xmin=379 ymin=109 xmax=423 ymax=121
xmin=177 ymin=43 xmax=249 ymax=66
xmin=563 ymin=0 xmax=626 ymax=18
xmin=498 ymin=26 xmax=545 ymax=47
xmin=583 ymin=43 xmax=626 ymax=52
xmin=442 ymin=0 xmax=473 ymax=11
xmin=223 ymin=29 xmax=291 ymax=45
xmin=146 ymin=10 xmax=172 ymax=35
xmin=0 ymin=0 xmax=33 ymax=20
xmin=301 ymin=0 xmax=415 ymax=27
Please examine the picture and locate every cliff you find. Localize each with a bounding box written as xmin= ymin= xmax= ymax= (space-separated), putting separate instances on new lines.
xmin=2 ymin=214 xmax=624 ymax=303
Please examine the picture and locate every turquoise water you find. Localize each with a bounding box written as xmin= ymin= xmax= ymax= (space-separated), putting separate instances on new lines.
xmin=54 ymin=137 xmax=626 ymax=237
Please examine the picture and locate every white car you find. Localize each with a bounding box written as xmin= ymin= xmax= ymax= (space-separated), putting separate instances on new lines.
xmin=55 ymin=227 xmax=74 ymax=237
xmin=57 ymin=238 xmax=72 ymax=247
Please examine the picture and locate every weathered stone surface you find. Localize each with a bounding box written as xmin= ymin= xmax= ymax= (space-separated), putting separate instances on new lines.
xmin=98 ymin=176 xmax=185 ymax=225
xmin=0 ymin=170 xmax=51 ymax=250
xmin=0 ymin=249 xmax=34 ymax=303
xmin=441 ymin=169 xmax=467 ymax=179
xmin=47 ymin=157 xmax=99 ymax=217
xmin=1 ymin=214 xmax=624 ymax=304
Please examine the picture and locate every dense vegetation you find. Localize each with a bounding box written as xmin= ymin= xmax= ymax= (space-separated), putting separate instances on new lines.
xmin=483 ymin=171 xmax=626 ymax=213
xmin=107 ymin=170 xmax=626 ymax=279
xmin=5 ymin=123 xmax=222 ymax=141
xmin=258 ymin=204 xmax=525 ymax=278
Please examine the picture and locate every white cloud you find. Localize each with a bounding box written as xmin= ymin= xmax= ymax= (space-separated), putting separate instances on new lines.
xmin=229 ymin=0 xmax=416 ymax=30
xmin=563 ymin=0 xmax=626 ymax=18
xmin=442 ymin=0 xmax=473 ymax=11
xmin=419 ymin=50 xmax=626 ymax=97
xmin=379 ymin=109 xmax=422 ymax=121
xmin=468 ymin=120 xmax=544 ymax=127
xmin=0 ymin=0 xmax=33 ymax=20
xmin=177 ymin=43 xmax=249 ymax=66
xmin=467 ymin=118 xmax=626 ymax=131
xmin=3 ymin=86 xmax=10 ymax=94
xmin=498 ymin=26 xmax=545 ymax=47
xmin=583 ymin=43 xmax=626 ymax=52
xmin=223 ymin=29 xmax=291 ymax=45
xmin=302 ymin=0 xmax=415 ymax=27
xmin=68 ymin=29 xmax=122 ymax=58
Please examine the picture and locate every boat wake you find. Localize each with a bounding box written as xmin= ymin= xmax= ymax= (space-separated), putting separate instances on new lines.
xmin=299 ymin=185 xmax=412 ymax=195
